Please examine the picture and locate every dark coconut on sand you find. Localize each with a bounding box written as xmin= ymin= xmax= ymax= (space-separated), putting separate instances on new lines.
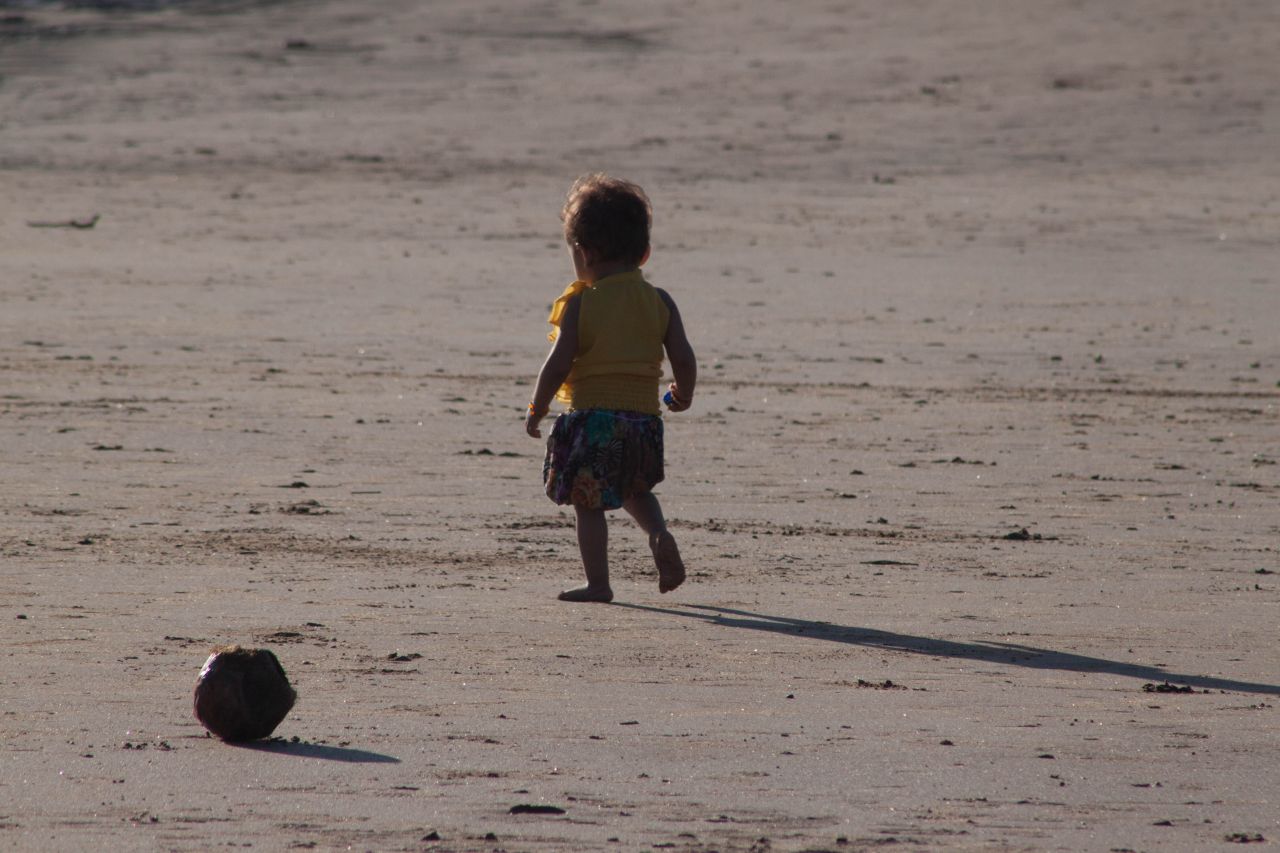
xmin=193 ymin=646 xmax=296 ymax=742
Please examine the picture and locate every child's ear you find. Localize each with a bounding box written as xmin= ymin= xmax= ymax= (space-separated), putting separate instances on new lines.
xmin=638 ymin=246 xmax=650 ymax=267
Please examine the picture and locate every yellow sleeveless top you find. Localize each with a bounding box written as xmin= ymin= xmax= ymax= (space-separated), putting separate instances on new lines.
xmin=547 ymin=270 xmax=670 ymax=415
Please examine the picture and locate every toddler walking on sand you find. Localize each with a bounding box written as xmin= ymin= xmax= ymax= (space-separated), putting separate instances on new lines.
xmin=524 ymin=174 xmax=698 ymax=603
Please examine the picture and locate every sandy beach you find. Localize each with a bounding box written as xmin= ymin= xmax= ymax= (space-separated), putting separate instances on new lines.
xmin=2 ymin=1 xmax=1278 ymax=850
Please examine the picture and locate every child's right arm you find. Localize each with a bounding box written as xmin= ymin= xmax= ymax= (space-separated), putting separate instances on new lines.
xmin=658 ymin=289 xmax=697 ymax=412
xmin=525 ymin=295 xmax=580 ymax=438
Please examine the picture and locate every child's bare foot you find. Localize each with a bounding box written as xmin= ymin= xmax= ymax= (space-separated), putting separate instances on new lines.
xmin=652 ymin=531 xmax=685 ymax=593
xmin=557 ymin=585 xmax=614 ymax=603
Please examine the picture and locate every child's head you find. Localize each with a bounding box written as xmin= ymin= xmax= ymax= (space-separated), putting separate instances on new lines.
xmin=561 ymin=173 xmax=651 ymax=269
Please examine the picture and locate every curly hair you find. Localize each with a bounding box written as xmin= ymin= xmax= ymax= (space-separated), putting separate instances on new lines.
xmin=561 ymin=173 xmax=651 ymax=267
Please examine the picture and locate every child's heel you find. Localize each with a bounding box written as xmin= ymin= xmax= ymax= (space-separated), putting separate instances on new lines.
xmin=653 ymin=531 xmax=686 ymax=593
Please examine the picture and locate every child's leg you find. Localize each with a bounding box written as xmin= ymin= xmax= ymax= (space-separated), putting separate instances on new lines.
xmin=559 ymin=506 xmax=613 ymax=602
xmin=623 ymin=491 xmax=685 ymax=593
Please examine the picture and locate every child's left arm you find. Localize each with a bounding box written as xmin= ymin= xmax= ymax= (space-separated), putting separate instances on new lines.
xmin=658 ymin=289 xmax=697 ymax=412
xmin=525 ymin=295 xmax=581 ymax=438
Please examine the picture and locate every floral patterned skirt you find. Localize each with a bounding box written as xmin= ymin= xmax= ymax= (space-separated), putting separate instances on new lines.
xmin=543 ymin=409 xmax=664 ymax=510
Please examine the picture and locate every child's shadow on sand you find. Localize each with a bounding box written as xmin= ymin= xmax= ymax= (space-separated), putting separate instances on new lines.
xmin=239 ymin=739 xmax=400 ymax=763
xmin=615 ymin=603 xmax=1280 ymax=696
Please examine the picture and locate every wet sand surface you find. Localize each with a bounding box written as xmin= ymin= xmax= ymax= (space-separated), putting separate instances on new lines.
xmin=2 ymin=1 xmax=1278 ymax=850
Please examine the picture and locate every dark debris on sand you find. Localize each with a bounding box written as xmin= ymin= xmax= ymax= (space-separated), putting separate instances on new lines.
xmin=1142 ymin=682 xmax=1209 ymax=694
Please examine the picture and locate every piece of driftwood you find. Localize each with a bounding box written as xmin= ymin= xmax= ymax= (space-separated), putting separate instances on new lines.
xmin=26 ymin=214 xmax=100 ymax=229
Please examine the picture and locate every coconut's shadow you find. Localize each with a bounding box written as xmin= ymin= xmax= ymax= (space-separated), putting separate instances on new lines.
xmin=614 ymin=603 xmax=1280 ymax=696
xmin=238 ymin=739 xmax=400 ymax=763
